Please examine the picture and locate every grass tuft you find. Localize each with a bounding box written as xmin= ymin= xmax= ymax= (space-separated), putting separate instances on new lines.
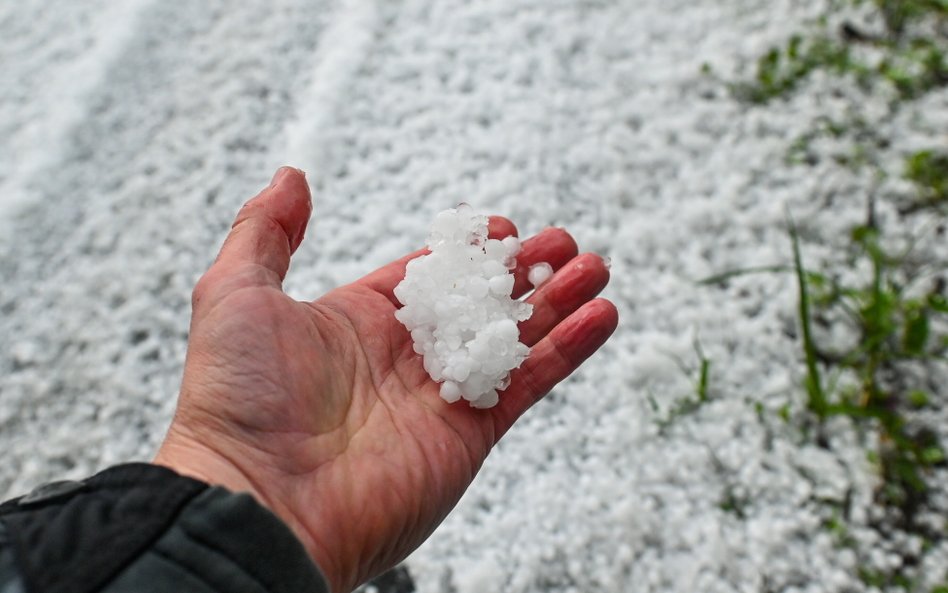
xmin=701 ymin=0 xmax=948 ymax=588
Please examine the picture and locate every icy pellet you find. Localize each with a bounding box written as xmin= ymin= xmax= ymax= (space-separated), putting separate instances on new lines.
xmin=528 ymin=262 xmax=553 ymax=287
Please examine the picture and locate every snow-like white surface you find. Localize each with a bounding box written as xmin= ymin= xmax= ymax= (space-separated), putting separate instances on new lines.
xmin=1 ymin=1 xmax=946 ymax=591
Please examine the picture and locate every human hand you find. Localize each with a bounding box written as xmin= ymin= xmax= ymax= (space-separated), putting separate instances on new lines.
xmin=154 ymin=167 xmax=618 ymax=592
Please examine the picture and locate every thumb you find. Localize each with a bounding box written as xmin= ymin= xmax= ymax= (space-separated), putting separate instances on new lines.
xmin=193 ymin=167 xmax=312 ymax=310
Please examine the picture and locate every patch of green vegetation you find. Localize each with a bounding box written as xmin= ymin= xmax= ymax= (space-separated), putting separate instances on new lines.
xmin=855 ymin=0 xmax=948 ymax=39
xmin=880 ymin=39 xmax=948 ymax=99
xmin=731 ymin=35 xmax=860 ymax=104
xmin=859 ymin=566 xmax=917 ymax=590
xmin=718 ymin=484 xmax=749 ymax=519
xmin=904 ymin=150 xmax=948 ymax=212
xmin=762 ymin=207 xmax=947 ymax=534
xmin=726 ymin=0 xmax=948 ymax=104
xmin=823 ymin=512 xmax=859 ymax=547
xmin=651 ymin=340 xmax=714 ymax=433
xmin=790 ymin=204 xmax=948 ymax=512
xmin=703 ymin=0 xmax=948 ymax=588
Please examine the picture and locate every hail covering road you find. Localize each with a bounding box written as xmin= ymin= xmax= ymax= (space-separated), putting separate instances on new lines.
xmin=2 ymin=1 xmax=946 ymax=591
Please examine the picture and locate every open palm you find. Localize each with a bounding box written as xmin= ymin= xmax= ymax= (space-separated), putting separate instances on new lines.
xmin=155 ymin=168 xmax=617 ymax=593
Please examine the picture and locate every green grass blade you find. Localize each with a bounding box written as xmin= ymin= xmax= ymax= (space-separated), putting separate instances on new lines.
xmin=788 ymin=213 xmax=829 ymax=417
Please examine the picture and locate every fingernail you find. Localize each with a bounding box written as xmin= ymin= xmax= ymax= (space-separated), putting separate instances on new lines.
xmin=270 ymin=167 xmax=290 ymax=187
xmin=270 ymin=166 xmax=303 ymax=187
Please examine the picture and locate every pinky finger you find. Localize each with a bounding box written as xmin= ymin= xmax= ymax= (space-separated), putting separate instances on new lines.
xmin=492 ymin=298 xmax=619 ymax=437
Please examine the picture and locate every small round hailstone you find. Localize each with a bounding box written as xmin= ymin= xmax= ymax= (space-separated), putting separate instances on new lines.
xmin=527 ymin=262 xmax=553 ymax=287
xmin=393 ymin=205 xmax=532 ymax=408
xmin=440 ymin=381 xmax=462 ymax=403
xmin=501 ymin=236 xmax=521 ymax=256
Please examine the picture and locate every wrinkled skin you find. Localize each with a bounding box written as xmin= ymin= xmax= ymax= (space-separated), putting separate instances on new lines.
xmin=155 ymin=167 xmax=618 ymax=593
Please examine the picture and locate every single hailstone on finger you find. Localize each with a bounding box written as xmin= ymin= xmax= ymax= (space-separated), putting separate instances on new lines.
xmin=527 ymin=262 xmax=553 ymax=287
xmin=393 ymin=204 xmax=532 ymax=409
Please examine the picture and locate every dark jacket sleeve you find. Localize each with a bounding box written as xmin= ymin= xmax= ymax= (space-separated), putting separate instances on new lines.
xmin=0 ymin=464 xmax=328 ymax=593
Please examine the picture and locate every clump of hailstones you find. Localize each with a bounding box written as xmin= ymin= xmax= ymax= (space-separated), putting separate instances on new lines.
xmin=394 ymin=205 xmax=532 ymax=409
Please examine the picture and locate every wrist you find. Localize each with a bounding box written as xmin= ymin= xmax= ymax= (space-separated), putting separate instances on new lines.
xmin=154 ymin=425 xmax=258 ymax=494
xmin=154 ymin=430 xmax=344 ymax=592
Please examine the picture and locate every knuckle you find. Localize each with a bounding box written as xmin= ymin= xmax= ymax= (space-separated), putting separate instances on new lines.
xmin=232 ymin=198 xmax=264 ymax=229
xmin=519 ymin=364 xmax=548 ymax=405
xmin=551 ymin=337 xmax=576 ymax=369
xmin=191 ymin=271 xmax=217 ymax=309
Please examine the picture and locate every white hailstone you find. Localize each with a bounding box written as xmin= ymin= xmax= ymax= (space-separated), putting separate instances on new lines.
xmin=488 ymin=274 xmax=514 ymax=296
xmin=440 ymin=381 xmax=462 ymax=403
xmin=501 ymin=236 xmax=521 ymax=256
xmin=393 ymin=205 xmax=532 ymax=408
xmin=527 ymin=262 xmax=553 ymax=287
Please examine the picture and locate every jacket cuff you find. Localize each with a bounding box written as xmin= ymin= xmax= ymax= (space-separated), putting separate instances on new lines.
xmin=0 ymin=463 xmax=328 ymax=593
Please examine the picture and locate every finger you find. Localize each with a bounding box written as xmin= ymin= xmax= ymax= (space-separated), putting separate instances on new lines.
xmin=360 ymin=215 xmax=517 ymax=305
xmin=193 ymin=167 xmax=312 ymax=308
xmin=486 ymin=215 xmax=518 ymax=241
xmin=510 ymin=228 xmax=579 ymax=299
xmin=492 ymin=298 xmax=619 ymax=436
xmin=217 ymin=167 xmax=312 ymax=276
xmin=518 ymin=253 xmax=610 ymax=347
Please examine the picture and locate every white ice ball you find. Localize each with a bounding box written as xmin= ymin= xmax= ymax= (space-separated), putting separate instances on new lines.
xmin=528 ymin=262 xmax=553 ymax=287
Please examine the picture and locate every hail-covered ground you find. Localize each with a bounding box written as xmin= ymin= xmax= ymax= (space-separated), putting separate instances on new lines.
xmin=1 ymin=1 xmax=945 ymax=592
